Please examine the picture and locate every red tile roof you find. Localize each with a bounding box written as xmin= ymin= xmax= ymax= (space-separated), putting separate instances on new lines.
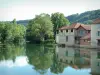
xmin=81 ymin=25 xmax=91 ymax=30
xmin=93 ymin=18 xmax=100 ymax=24
xmin=67 ymin=23 xmax=82 ymax=29
xmin=59 ymin=23 xmax=91 ymax=30
xmin=81 ymin=33 xmax=91 ymax=39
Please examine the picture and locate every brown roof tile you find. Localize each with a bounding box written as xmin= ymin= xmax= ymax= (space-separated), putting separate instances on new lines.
xmin=81 ymin=25 xmax=91 ymax=30
xmin=59 ymin=23 xmax=91 ymax=30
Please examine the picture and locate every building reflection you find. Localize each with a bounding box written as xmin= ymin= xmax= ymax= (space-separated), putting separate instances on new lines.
xmin=91 ymin=50 xmax=100 ymax=75
xmin=56 ymin=46 xmax=100 ymax=74
xmin=55 ymin=46 xmax=90 ymax=69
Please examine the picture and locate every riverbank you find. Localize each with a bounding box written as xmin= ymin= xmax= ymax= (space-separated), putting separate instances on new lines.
xmin=57 ymin=44 xmax=100 ymax=49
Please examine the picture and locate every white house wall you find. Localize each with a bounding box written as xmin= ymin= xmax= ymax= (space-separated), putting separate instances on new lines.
xmin=56 ymin=29 xmax=75 ymax=45
xmin=91 ymin=24 xmax=100 ymax=47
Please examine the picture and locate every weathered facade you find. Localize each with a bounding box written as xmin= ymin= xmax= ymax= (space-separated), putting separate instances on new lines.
xmin=56 ymin=46 xmax=90 ymax=68
xmin=91 ymin=18 xmax=100 ymax=47
xmin=56 ymin=23 xmax=91 ymax=46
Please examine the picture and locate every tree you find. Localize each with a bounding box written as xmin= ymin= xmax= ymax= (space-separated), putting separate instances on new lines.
xmin=27 ymin=13 xmax=53 ymax=42
xmin=0 ymin=19 xmax=26 ymax=43
xmin=51 ymin=12 xmax=70 ymax=37
xmin=12 ymin=18 xmax=17 ymax=25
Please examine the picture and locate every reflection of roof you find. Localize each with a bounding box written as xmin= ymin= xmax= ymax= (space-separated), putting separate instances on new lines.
xmin=81 ymin=33 xmax=91 ymax=39
xmin=59 ymin=23 xmax=91 ymax=30
xmin=93 ymin=18 xmax=100 ymax=24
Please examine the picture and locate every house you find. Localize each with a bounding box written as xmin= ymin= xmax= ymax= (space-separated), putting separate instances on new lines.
xmin=91 ymin=18 xmax=100 ymax=47
xmin=56 ymin=23 xmax=91 ymax=46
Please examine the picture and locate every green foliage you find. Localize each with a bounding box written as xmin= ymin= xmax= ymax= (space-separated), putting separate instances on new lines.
xmin=26 ymin=44 xmax=54 ymax=74
xmin=0 ymin=19 xmax=26 ymax=43
xmin=67 ymin=9 xmax=100 ymax=24
xmin=51 ymin=12 xmax=70 ymax=37
xmin=27 ymin=13 xmax=53 ymax=42
xmin=50 ymin=50 xmax=65 ymax=74
xmin=44 ymin=39 xmax=55 ymax=44
xmin=0 ymin=43 xmax=25 ymax=61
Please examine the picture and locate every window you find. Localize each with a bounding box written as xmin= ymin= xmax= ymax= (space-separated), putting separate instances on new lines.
xmin=97 ymin=62 xmax=100 ymax=66
xmin=66 ymin=60 xmax=68 ymax=63
xmin=61 ymin=30 xmax=63 ymax=33
xmin=66 ymin=36 xmax=68 ymax=42
xmin=71 ymin=29 xmax=73 ymax=32
xmin=66 ymin=29 xmax=68 ymax=32
xmin=88 ymin=30 xmax=90 ymax=33
xmin=97 ymin=31 xmax=100 ymax=36
xmin=97 ymin=52 xmax=100 ymax=59
xmin=79 ymin=30 xmax=85 ymax=35
xmin=66 ymin=51 xmax=68 ymax=56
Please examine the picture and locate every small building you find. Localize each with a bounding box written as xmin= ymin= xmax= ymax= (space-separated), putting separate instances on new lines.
xmin=56 ymin=23 xmax=91 ymax=46
xmin=91 ymin=18 xmax=100 ymax=47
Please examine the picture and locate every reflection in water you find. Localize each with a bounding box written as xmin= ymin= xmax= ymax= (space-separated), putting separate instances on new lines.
xmin=0 ymin=44 xmax=100 ymax=75
xmin=26 ymin=44 xmax=54 ymax=74
xmin=91 ymin=50 xmax=100 ymax=75
xmin=53 ymin=46 xmax=90 ymax=72
xmin=0 ymin=44 xmax=25 ymax=62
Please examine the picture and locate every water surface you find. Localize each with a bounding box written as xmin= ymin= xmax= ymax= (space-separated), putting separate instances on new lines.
xmin=0 ymin=44 xmax=100 ymax=75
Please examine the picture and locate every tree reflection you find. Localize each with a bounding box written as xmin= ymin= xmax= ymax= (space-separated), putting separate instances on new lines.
xmin=26 ymin=44 xmax=54 ymax=74
xmin=50 ymin=50 xmax=65 ymax=74
xmin=0 ymin=43 xmax=25 ymax=62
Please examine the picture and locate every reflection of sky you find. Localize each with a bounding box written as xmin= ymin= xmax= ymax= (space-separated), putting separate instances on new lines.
xmin=0 ymin=56 xmax=28 ymax=68
xmin=0 ymin=56 xmax=91 ymax=75
xmin=63 ymin=66 xmax=91 ymax=75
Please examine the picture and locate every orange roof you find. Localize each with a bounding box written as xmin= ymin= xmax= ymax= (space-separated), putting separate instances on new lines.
xmin=67 ymin=23 xmax=81 ymax=29
xmin=93 ymin=18 xmax=100 ymax=24
xmin=81 ymin=33 xmax=91 ymax=39
xmin=59 ymin=23 xmax=91 ymax=30
xmin=81 ymin=25 xmax=91 ymax=30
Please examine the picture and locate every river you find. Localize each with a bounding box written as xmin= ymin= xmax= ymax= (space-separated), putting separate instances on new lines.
xmin=0 ymin=44 xmax=100 ymax=75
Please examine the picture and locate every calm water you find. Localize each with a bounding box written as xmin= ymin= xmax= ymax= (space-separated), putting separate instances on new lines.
xmin=0 ymin=44 xmax=100 ymax=75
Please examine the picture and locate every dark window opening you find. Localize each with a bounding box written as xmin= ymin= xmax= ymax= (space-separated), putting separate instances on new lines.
xmin=97 ymin=31 xmax=100 ymax=36
xmin=66 ymin=60 xmax=68 ymax=63
xmin=97 ymin=62 xmax=100 ymax=66
xmin=97 ymin=52 xmax=100 ymax=59
xmin=66 ymin=51 xmax=68 ymax=56
xmin=66 ymin=30 xmax=68 ymax=32
xmin=61 ymin=30 xmax=63 ymax=32
xmin=66 ymin=36 xmax=68 ymax=42
xmin=71 ymin=29 xmax=73 ymax=32
xmin=88 ymin=30 xmax=90 ymax=33
xmin=70 ymin=61 xmax=73 ymax=64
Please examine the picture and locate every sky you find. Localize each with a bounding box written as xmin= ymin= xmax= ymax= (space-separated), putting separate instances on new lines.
xmin=0 ymin=0 xmax=100 ymax=21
